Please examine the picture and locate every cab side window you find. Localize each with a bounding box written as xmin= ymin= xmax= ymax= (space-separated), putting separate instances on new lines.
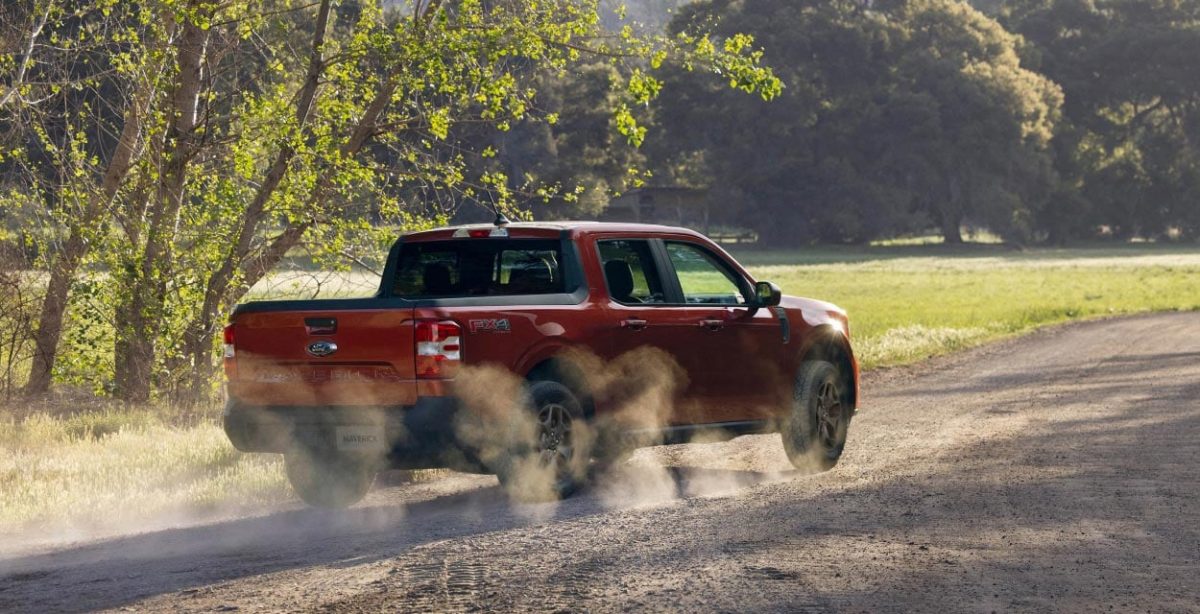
xmin=664 ymin=241 xmax=746 ymax=305
xmin=597 ymin=239 xmax=665 ymax=304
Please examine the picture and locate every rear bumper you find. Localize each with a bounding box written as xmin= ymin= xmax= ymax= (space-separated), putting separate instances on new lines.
xmin=223 ymin=397 xmax=484 ymax=471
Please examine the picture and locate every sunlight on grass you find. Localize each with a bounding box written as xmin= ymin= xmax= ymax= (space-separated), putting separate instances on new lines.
xmin=854 ymin=324 xmax=992 ymax=366
xmin=0 ymin=409 xmax=291 ymax=541
xmin=736 ymin=244 xmax=1200 ymax=368
xmin=868 ymin=230 xmax=1004 ymax=246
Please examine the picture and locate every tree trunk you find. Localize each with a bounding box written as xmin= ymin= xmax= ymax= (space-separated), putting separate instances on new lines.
xmin=114 ymin=17 xmax=209 ymax=403
xmin=177 ymin=0 xmax=333 ymax=404
xmin=23 ymin=239 xmax=81 ymax=394
xmin=941 ymin=176 xmax=964 ymax=244
xmin=23 ymin=82 xmax=147 ymax=395
xmin=941 ymin=213 xmax=963 ymax=244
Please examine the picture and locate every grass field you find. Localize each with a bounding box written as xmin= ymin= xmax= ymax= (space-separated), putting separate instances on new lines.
xmin=732 ymin=244 xmax=1200 ymax=368
xmin=3 ymin=242 xmax=1199 ymax=542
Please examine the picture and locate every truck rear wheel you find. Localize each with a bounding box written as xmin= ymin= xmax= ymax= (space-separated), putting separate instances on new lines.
xmin=782 ymin=360 xmax=850 ymax=472
xmin=494 ymin=380 xmax=587 ymax=502
xmin=284 ymin=450 xmax=375 ymax=509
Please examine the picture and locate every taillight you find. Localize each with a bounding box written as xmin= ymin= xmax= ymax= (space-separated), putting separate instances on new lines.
xmin=415 ymin=319 xmax=461 ymax=379
xmin=222 ymin=324 xmax=237 ymax=380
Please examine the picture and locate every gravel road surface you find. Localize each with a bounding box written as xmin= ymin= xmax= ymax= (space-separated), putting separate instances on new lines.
xmin=2 ymin=312 xmax=1198 ymax=612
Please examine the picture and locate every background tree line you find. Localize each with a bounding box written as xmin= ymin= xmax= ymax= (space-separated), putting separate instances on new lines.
xmin=473 ymin=0 xmax=1200 ymax=245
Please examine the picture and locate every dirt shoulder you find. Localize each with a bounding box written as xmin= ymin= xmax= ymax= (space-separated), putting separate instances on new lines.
xmin=1 ymin=312 xmax=1198 ymax=612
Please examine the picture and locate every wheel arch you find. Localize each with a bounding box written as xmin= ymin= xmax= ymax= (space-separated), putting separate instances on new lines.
xmin=524 ymin=355 xmax=596 ymax=419
xmin=798 ymin=326 xmax=858 ymax=410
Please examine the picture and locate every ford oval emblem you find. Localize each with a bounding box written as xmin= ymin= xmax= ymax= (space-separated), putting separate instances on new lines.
xmin=307 ymin=340 xmax=338 ymax=357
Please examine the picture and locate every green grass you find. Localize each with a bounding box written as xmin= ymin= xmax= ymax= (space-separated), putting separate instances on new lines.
xmin=732 ymin=243 xmax=1200 ymax=368
xmin=3 ymin=242 xmax=1199 ymax=540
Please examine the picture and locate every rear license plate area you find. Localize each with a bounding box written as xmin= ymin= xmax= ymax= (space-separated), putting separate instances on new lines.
xmin=336 ymin=425 xmax=387 ymax=452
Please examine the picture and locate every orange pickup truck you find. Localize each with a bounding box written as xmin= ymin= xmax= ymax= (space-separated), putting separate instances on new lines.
xmin=223 ymin=219 xmax=858 ymax=506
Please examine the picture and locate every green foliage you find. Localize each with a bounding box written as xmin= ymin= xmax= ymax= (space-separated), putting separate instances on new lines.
xmin=420 ymin=3 xmax=780 ymax=222
xmin=1002 ymin=0 xmax=1200 ymax=241
xmin=54 ymin=275 xmax=115 ymax=393
xmin=470 ymin=63 xmax=652 ymax=219
xmin=650 ymin=0 xmax=1062 ymax=246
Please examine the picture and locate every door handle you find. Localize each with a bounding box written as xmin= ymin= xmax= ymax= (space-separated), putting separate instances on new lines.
xmin=620 ymin=318 xmax=648 ymax=331
xmin=699 ymin=319 xmax=724 ymax=331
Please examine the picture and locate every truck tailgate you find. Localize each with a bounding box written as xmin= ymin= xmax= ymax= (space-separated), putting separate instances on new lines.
xmin=228 ymin=307 xmax=417 ymax=407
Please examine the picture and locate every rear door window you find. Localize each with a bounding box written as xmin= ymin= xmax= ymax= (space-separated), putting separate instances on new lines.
xmin=391 ymin=240 xmax=564 ymax=297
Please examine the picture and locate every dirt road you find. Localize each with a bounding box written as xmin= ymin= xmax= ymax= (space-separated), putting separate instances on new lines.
xmin=2 ymin=312 xmax=1198 ymax=612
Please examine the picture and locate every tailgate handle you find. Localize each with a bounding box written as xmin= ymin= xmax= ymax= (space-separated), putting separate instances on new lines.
xmin=305 ymin=317 xmax=337 ymax=335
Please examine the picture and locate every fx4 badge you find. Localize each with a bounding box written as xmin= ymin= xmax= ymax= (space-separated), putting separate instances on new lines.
xmin=306 ymin=340 xmax=338 ymax=357
xmin=469 ymin=318 xmax=511 ymax=333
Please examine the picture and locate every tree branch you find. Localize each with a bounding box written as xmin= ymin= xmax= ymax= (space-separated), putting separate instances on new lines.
xmin=0 ymin=1 xmax=52 ymax=109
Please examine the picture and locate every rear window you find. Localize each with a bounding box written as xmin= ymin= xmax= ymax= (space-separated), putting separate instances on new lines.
xmin=391 ymin=239 xmax=565 ymax=298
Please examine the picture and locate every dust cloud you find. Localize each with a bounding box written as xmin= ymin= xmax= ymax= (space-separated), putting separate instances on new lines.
xmin=449 ymin=347 xmax=794 ymax=511
xmin=3 ymin=347 xmax=796 ymax=562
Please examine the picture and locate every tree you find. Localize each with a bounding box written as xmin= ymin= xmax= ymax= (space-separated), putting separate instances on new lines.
xmin=1004 ymin=0 xmax=1200 ymax=241
xmin=884 ymin=0 xmax=1062 ymax=243
xmin=469 ymin=62 xmax=648 ymax=221
xmin=651 ymin=0 xmax=1061 ymax=245
xmin=1 ymin=0 xmax=160 ymax=394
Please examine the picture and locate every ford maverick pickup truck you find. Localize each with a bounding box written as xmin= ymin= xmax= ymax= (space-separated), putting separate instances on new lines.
xmin=224 ymin=219 xmax=858 ymax=506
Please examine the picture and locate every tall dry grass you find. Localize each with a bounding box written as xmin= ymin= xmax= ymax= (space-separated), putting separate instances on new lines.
xmin=0 ymin=400 xmax=291 ymax=546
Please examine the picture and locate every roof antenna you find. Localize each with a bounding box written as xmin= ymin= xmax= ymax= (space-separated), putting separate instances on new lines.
xmin=493 ymin=212 xmax=510 ymax=227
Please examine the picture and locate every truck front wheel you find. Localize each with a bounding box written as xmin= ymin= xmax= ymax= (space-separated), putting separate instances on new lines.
xmin=284 ymin=450 xmax=375 ymax=508
xmin=781 ymin=360 xmax=851 ymax=472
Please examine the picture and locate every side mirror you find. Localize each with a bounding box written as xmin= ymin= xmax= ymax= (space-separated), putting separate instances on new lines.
xmin=753 ymin=281 xmax=782 ymax=307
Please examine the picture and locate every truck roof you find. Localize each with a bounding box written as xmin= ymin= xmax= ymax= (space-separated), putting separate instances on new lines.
xmin=401 ymin=221 xmax=707 ymax=241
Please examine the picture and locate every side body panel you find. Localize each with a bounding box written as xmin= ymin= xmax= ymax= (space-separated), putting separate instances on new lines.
xmin=414 ymin=304 xmax=606 ymax=376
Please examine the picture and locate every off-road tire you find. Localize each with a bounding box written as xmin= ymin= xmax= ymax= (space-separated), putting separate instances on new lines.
xmin=494 ymin=380 xmax=587 ymax=502
xmin=285 ymin=451 xmax=375 ymax=508
xmin=782 ymin=360 xmax=850 ymax=472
